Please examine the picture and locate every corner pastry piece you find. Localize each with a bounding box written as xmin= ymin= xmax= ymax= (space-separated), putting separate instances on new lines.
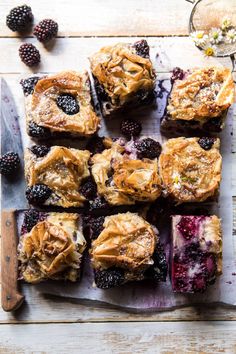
xmin=18 ymin=210 xmax=86 ymax=283
xmin=89 ymin=212 xmax=167 ymax=289
xmin=25 ymin=145 xmax=91 ymax=208
xmin=89 ymin=137 xmax=162 ymax=209
xmin=89 ymin=40 xmax=156 ymax=117
xmin=21 ymin=71 xmax=100 ymax=139
xmin=159 ymin=137 xmax=222 ymax=203
xmin=171 ymin=215 xmax=222 ymax=293
xmin=161 ymin=67 xmax=234 ymax=136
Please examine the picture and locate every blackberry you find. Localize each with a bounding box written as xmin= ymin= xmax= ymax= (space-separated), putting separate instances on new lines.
xmin=20 ymin=77 xmax=40 ymax=96
xmin=56 ymin=94 xmax=80 ymax=115
xmin=26 ymin=184 xmax=52 ymax=205
xmin=135 ymin=138 xmax=162 ymax=159
xmin=94 ymin=268 xmax=125 ymax=289
xmin=89 ymin=196 xmax=108 ymax=211
xmin=134 ymin=39 xmax=149 ymax=58
xmin=198 ymin=137 xmax=216 ymax=150
xmin=120 ymin=119 xmax=142 ymax=139
xmin=86 ymin=136 xmax=105 ymax=155
xmin=33 ymin=19 xmax=58 ymax=43
xmin=0 ymin=152 xmax=20 ymax=176
xmin=28 ymin=121 xmax=51 ymax=139
xmin=80 ymin=178 xmax=97 ymax=200
xmin=30 ymin=145 xmax=50 ymax=158
xmin=21 ymin=210 xmax=46 ymax=234
xmin=83 ymin=215 xmax=105 ymax=239
xmin=144 ymin=244 xmax=167 ymax=282
xmin=171 ymin=67 xmax=185 ymax=84
xmin=6 ymin=5 xmax=33 ymax=32
xmin=19 ymin=43 xmax=40 ymax=67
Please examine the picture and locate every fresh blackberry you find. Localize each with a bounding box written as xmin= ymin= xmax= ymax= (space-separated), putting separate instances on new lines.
xmin=171 ymin=67 xmax=185 ymax=84
xmin=144 ymin=243 xmax=167 ymax=282
xmin=86 ymin=136 xmax=105 ymax=155
xmin=19 ymin=43 xmax=40 ymax=67
xmin=120 ymin=119 xmax=142 ymax=139
xmin=0 ymin=152 xmax=20 ymax=176
xmin=80 ymin=178 xmax=97 ymax=200
xmin=84 ymin=215 xmax=105 ymax=239
xmin=20 ymin=77 xmax=40 ymax=96
xmin=33 ymin=19 xmax=58 ymax=43
xmin=56 ymin=94 xmax=80 ymax=115
xmin=89 ymin=196 xmax=108 ymax=211
xmin=198 ymin=137 xmax=216 ymax=150
xmin=135 ymin=138 xmax=162 ymax=159
xmin=30 ymin=145 xmax=50 ymax=158
xmin=94 ymin=268 xmax=125 ymax=289
xmin=26 ymin=184 xmax=52 ymax=205
xmin=21 ymin=210 xmax=46 ymax=234
xmin=6 ymin=5 xmax=33 ymax=32
xmin=134 ymin=39 xmax=149 ymax=58
xmin=28 ymin=121 xmax=51 ymax=139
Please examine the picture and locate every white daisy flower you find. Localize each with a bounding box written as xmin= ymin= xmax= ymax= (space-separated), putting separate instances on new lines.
xmin=209 ymin=28 xmax=223 ymax=44
xmin=203 ymin=45 xmax=217 ymax=57
xmin=190 ymin=31 xmax=208 ymax=47
xmin=221 ymin=16 xmax=232 ymax=31
xmin=225 ymin=29 xmax=236 ymax=44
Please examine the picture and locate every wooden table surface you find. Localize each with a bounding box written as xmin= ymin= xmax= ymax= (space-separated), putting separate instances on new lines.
xmin=1 ymin=0 xmax=236 ymax=353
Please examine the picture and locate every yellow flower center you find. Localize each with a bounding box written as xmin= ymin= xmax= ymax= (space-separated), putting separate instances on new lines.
xmin=196 ymin=32 xmax=204 ymax=39
xmin=204 ymin=47 xmax=215 ymax=56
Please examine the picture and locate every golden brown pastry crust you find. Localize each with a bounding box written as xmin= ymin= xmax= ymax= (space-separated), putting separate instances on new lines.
xmin=159 ymin=137 xmax=222 ymax=203
xmin=18 ymin=213 xmax=86 ymax=283
xmin=25 ymin=71 xmax=100 ymax=136
xmin=167 ymin=67 xmax=235 ymax=122
xmin=90 ymin=43 xmax=155 ymax=106
xmin=25 ymin=146 xmax=90 ymax=207
xmin=91 ymin=141 xmax=162 ymax=205
xmin=90 ymin=212 xmax=157 ymax=271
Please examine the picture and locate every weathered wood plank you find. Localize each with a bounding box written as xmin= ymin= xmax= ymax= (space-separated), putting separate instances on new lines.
xmin=0 ymin=322 xmax=235 ymax=353
xmin=0 ymin=0 xmax=193 ymax=37
xmin=0 ymin=37 xmax=233 ymax=74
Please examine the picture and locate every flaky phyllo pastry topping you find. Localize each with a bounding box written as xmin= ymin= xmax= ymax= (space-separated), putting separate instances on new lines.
xmin=159 ymin=137 xmax=222 ymax=203
xmin=18 ymin=213 xmax=86 ymax=283
xmin=167 ymin=67 xmax=234 ymax=122
xmin=25 ymin=146 xmax=90 ymax=207
xmin=26 ymin=71 xmax=100 ymax=136
xmin=90 ymin=213 xmax=157 ymax=272
xmin=91 ymin=140 xmax=162 ymax=205
xmin=90 ymin=43 xmax=155 ymax=106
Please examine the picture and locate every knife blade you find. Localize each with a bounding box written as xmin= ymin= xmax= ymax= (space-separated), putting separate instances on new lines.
xmin=1 ymin=78 xmax=25 ymax=311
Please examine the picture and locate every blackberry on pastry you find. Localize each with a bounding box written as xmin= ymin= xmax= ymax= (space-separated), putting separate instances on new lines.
xmin=161 ymin=67 xmax=235 ymax=137
xmin=90 ymin=212 xmax=167 ymax=289
xmin=89 ymin=40 xmax=156 ymax=117
xmin=171 ymin=215 xmax=222 ymax=293
xmin=18 ymin=212 xmax=86 ymax=283
xmin=22 ymin=71 xmax=100 ymax=139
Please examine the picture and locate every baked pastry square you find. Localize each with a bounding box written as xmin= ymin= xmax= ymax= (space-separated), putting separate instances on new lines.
xmin=159 ymin=137 xmax=222 ymax=203
xmin=25 ymin=145 xmax=91 ymax=208
xmin=161 ymin=67 xmax=234 ymax=136
xmin=89 ymin=40 xmax=156 ymax=117
xmin=89 ymin=137 xmax=162 ymax=208
xmin=18 ymin=210 xmax=86 ymax=283
xmin=89 ymin=212 xmax=167 ymax=289
xmin=171 ymin=215 xmax=222 ymax=293
xmin=21 ymin=71 xmax=100 ymax=139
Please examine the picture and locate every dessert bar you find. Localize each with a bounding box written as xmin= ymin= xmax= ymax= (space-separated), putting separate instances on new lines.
xmin=171 ymin=215 xmax=222 ymax=293
xmin=89 ymin=40 xmax=156 ymax=117
xmin=21 ymin=71 xmax=100 ymax=139
xmin=18 ymin=210 xmax=86 ymax=283
xmin=159 ymin=137 xmax=222 ymax=203
xmin=161 ymin=67 xmax=234 ymax=136
xmin=88 ymin=212 xmax=167 ymax=289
